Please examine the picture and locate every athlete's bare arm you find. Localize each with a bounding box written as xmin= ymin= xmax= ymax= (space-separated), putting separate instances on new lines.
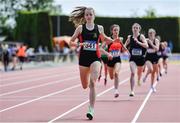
xmin=124 ymin=35 xmax=131 ymax=48
xmin=70 ymin=25 xmax=82 ymax=47
xmin=98 ymin=25 xmax=113 ymax=45
xmin=138 ymin=34 xmax=148 ymax=49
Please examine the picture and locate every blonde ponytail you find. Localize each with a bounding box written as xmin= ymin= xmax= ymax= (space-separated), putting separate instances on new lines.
xmin=69 ymin=6 xmax=87 ymax=27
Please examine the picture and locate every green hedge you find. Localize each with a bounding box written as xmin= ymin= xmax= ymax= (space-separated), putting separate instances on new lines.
xmin=51 ymin=16 xmax=180 ymax=52
xmin=14 ymin=11 xmax=53 ymax=51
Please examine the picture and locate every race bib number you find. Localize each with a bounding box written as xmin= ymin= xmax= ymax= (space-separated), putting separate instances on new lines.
xmin=132 ymin=48 xmax=142 ymax=56
xmin=110 ymin=50 xmax=120 ymax=57
xmin=83 ymin=40 xmax=97 ymax=51
xmin=157 ymin=51 xmax=161 ymax=56
xmin=147 ymin=48 xmax=155 ymax=53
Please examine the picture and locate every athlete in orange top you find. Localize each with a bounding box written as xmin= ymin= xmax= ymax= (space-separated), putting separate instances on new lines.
xmin=107 ymin=24 xmax=128 ymax=98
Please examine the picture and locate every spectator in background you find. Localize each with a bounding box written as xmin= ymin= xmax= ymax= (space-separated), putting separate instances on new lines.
xmin=38 ymin=45 xmax=44 ymax=54
xmin=11 ymin=44 xmax=18 ymax=70
xmin=62 ymin=45 xmax=70 ymax=62
xmin=44 ymin=46 xmax=49 ymax=53
xmin=2 ymin=44 xmax=10 ymax=71
xmin=0 ymin=45 xmax=2 ymax=70
xmin=69 ymin=48 xmax=76 ymax=62
xmin=17 ymin=44 xmax=27 ymax=70
xmin=26 ymin=47 xmax=35 ymax=62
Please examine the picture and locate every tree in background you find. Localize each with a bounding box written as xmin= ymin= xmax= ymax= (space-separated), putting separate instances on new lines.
xmin=15 ymin=11 xmax=53 ymax=51
xmin=0 ymin=0 xmax=61 ymax=38
xmin=144 ymin=7 xmax=157 ymax=18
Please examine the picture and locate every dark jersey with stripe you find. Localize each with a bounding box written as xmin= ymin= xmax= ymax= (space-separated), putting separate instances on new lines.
xmin=129 ymin=35 xmax=146 ymax=58
xmin=78 ymin=24 xmax=101 ymax=67
xmin=80 ymin=24 xmax=100 ymax=51
xmin=128 ymin=35 xmax=147 ymax=66
xmin=146 ymin=39 xmax=159 ymax=64
xmin=146 ymin=39 xmax=158 ymax=55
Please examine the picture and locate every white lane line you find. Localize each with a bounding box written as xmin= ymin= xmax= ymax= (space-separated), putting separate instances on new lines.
xmin=0 ymin=76 xmax=79 ymax=97
xmin=0 ymin=84 xmax=81 ymax=113
xmin=131 ymin=82 xmax=157 ymax=123
xmin=0 ymin=69 xmax=129 ymax=97
xmin=0 ymin=64 xmax=76 ymax=79
xmin=0 ymin=68 xmax=129 ymax=114
xmin=48 ymin=78 xmax=130 ymax=123
xmin=131 ymin=70 xmax=165 ymax=123
xmin=1 ymin=69 xmax=68 ymax=81
xmin=0 ymin=71 xmax=76 ymax=87
xmin=1 ymin=65 xmax=77 ymax=81
xmin=1 ymin=68 xmax=58 ymax=81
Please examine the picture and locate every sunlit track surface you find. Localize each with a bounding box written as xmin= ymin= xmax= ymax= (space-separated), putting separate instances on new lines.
xmin=0 ymin=62 xmax=179 ymax=122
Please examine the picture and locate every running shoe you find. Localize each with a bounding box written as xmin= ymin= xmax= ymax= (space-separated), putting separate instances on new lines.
xmin=151 ymin=86 xmax=157 ymax=93
xmin=129 ymin=91 xmax=135 ymax=97
xmin=137 ymin=80 xmax=141 ymax=86
xmin=86 ymin=106 xmax=94 ymax=120
xmin=165 ymin=70 xmax=167 ymax=74
xmin=114 ymin=90 xmax=119 ymax=98
xmin=157 ymin=76 xmax=160 ymax=81
xmin=143 ymin=77 xmax=147 ymax=83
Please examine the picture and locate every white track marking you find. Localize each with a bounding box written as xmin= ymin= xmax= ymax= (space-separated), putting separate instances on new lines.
xmin=0 ymin=71 xmax=76 ymax=87
xmin=0 ymin=76 xmax=79 ymax=97
xmin=131 ymin=70 xmax=165 ymax=123
xmin=0 ymin=84 xmax=81 ymax=113
xmin=48 ymin=78 xmax=129 ymax=123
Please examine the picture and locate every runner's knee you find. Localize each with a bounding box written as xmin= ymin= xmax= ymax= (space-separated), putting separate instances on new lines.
xmin=131 ymin=72 xmax=135 ymax=77
xmin=91 ymin=70 xmax=99 ymax=81
xmin=114 ymin=72 xmax=119 ymax=78
xmin=89 ymin=81 xmax=95 ymax=88
xmin=82 ymin=84 xmax=88 ymax=89
xmin=110 ymin=76 xmax=114 ymax=80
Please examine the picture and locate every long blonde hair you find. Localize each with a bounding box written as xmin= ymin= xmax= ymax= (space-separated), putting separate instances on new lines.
xmin=69 ymin=6 xmax=95 ymax=27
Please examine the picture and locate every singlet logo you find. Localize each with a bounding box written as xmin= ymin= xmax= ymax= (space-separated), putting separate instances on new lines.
xmin=93 ymin=33 xmax=97 ymax=38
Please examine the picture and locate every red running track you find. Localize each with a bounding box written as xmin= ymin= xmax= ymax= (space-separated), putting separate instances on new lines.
xmin=0 ymin=62 xmax=179 ymax=123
